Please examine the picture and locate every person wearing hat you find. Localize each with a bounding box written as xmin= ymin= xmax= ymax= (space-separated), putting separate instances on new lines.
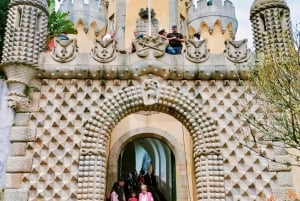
xmin=166 ymin=25 xmax=185 ymax=54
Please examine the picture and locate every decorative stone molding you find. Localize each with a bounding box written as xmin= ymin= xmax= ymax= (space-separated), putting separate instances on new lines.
xmin=132 ymin=36 xmax=169 ymax=58
xmin=225 ymin=39 xmax=250 ymax=63
xmin=78 ymin=84 xmax=225 ymax=201
xmin=91 ymin=39 xmax=117 ymax=63
xmin=2 ymin=63 xmax=36 ymax=110
xmin=141 ymin=79 xmax=160 ymax=105
xmin=103 ymin=0 xmax=109 ymax=7
xmin=51 ymin=38 xmax=78 ymax=63
xmin=136 ymin=8 xmax=159 ymax=34
xmin=185 ymin=39 xmax=210 ymax=63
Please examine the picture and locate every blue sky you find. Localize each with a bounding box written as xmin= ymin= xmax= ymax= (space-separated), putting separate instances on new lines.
xmin=231 ymin=0 xmax=300 ymax=49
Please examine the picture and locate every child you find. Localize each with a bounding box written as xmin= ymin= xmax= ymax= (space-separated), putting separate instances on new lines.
xmin=128 ymin=191 xmax=138 ymax=201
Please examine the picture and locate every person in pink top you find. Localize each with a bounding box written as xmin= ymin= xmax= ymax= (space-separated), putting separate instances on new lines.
xmin=138 ymin=184 xmax=153 ymax=201
xmin=128 ymin=191 xmax=138 ymax=201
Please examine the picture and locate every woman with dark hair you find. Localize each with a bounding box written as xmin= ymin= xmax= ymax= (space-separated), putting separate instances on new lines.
xmin=158 ymin=29 xmax=176 ymax=55
xmin=106 ymin=182 xmax=118 ymax=201
xmin=194 ymin=33 xmax=201 ymax=41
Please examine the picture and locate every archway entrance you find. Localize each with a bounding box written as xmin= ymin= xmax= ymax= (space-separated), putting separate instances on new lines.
xmin=118 ymin=137 xmax=176 ymax=201
xmin=79 ymin=83 xmax=225 ymax=201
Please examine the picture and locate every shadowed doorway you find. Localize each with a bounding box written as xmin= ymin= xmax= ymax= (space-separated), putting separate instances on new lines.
xmin=118 ymin=138 xmax=176 ymax=201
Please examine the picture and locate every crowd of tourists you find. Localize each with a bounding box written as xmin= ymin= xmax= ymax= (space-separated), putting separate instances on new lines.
xmin=102 ymin=25 xmax=201 ymax=55
xmin=107 ymin=170 xmax=157 ymax=201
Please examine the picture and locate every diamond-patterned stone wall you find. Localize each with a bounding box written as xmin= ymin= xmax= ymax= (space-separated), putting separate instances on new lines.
xmin=198 ymin=80 xmax=275 ymax=200
xmin=22 ymin=79 xmax=99 ymax=201
xmin=22 ymin=79 xmax=278 ymax=201
xmin=79 ymin=80 xmax=225 ymax=201
xmin=2 ymin=1 xmax=48 ymax=65
xmin=250 ymin=4 xmax=293 ymax=56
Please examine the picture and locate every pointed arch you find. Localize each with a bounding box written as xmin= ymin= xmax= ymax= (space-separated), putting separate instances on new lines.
xmin=213 ymin=19 xmax=223 ymax=34
xmin=77 ymin=84 xmax=225 ymax=201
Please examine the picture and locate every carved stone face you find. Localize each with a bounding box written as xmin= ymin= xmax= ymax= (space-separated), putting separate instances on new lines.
xmin=52 ymin=39 xmax=78 ymax=63
xmin=133 ymin=35 xmax=168 ymax=58
xmin=225 ymin=39 xmax=250 ymax=63
xmin=92 ymin=39 xmax=116 ymax=63
xmin=141 ymin=79 xmax=160 ymax=105
xmin=185 ymin=39 xmax=210 ymax=63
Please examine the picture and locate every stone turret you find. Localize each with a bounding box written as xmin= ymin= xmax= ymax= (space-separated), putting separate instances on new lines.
xmin=1 ymin=0 xmax=49 ymax=109
xmin=250 ymin=0 xmax=294 ymax=56
xmin=60 ymin=0 xmax=107 ymax=33
xmin=187 ymin=0 xmax=238 ymax=54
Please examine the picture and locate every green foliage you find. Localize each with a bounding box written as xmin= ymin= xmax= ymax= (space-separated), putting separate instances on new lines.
xmin=0 ymin=0 xmax=9 ymax=62
xmin=250 ymin=48 xmax=300 ymax=149
xmin=47 ymin=0 xmax=77 ymax=39
xmin=241 ymin=42 xmax=300 ymax=166
xmin=23 ymin=84 xmax=31 ymax=96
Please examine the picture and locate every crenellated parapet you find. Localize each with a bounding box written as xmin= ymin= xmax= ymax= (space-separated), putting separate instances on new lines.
xmin=60 ymin=0 xmax=107 ymax=34
xmin=187 ymin=0 xmax=238 ymax=37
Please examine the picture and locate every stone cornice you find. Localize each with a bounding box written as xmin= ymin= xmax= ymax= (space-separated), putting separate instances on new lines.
xmin=38 ymin=52 xmax=253 ymax=80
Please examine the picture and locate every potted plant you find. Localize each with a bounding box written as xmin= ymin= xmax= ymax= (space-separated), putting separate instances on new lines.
xmin=46 ymin=0 xmax=77 ymax=51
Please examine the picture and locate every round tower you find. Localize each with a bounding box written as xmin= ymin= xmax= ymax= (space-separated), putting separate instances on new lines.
xmin=250 ymin=0 xmax=294 ymax=56
xmin=187 ymin=0 xmax=238 ymax=54
xmin=60 ymin=0 xmax=107 ymax=33
xmin=1 ymin=0 xmax=49 ymax=108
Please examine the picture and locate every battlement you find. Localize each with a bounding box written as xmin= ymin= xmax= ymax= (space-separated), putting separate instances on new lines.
xmin=188 ymin=0 xmax=238 ymax=37
xmin=60 ymin=0 xmax=107 ymax=33
xmin=196 ymin=0 xmax=236 ymax=17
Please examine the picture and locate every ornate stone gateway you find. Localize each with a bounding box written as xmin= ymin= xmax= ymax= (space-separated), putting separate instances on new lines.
xmin=78 ymin=80 xmax=225 ymax=200
xmin=0 ymin=0 xmax=298 ymax=200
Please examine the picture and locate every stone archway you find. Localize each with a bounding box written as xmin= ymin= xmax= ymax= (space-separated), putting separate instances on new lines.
xmin=77 ymin=81 xmax=225 ymax=201
xmin=106 ymin=127 xmax=189 ymax=200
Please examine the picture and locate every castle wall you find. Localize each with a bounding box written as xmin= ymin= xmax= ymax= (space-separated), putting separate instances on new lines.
xmin=0 ymin=80 xmax=14 ymax=188
xmin=3 ymin=78 xmax=289 ymax=201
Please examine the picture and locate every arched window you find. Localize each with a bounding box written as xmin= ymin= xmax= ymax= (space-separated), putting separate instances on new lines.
xmin=36 ymin=12 xmax=42 ymax=31
xmin=15 ymin=7 xmax=22 ymax=27
xmin=259 ymin=13 xmax=267 ymax=32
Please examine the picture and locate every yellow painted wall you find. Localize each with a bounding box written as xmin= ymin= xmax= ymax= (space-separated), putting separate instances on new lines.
xmin=124 ymin=0 xmax=170 ymax=49
xmin=200 ymin=21 xmax=232 ymax=54
xmin=107 ymin=0 xmax=116 ymax=18
xmin=122 ymin=0 xmax=189 ymax=50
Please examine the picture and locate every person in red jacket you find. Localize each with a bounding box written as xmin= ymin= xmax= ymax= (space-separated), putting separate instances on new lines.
xmin=138 ymin=184 xmax=153 ymax=201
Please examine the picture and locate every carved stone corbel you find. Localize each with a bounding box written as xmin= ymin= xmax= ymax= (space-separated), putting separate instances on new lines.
xmin=225 ymin=39 xmax=251 ymax=63
xmin=91 ymin=39 xmax=117 ymax=63
xmin=132 ymin=35 xmax=168 ymax=58
xmin=51 ymin=38 xmax=78 ymax=63
xmin=7 ymin=93 xmax=31 ymax=112
xmin=141 ymin=79 xmax=160 ymax=105
xmin=3 ymin=64 xmax=36 ymax=111
xmin=185 ymin=39 xmax=210 ymax=63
